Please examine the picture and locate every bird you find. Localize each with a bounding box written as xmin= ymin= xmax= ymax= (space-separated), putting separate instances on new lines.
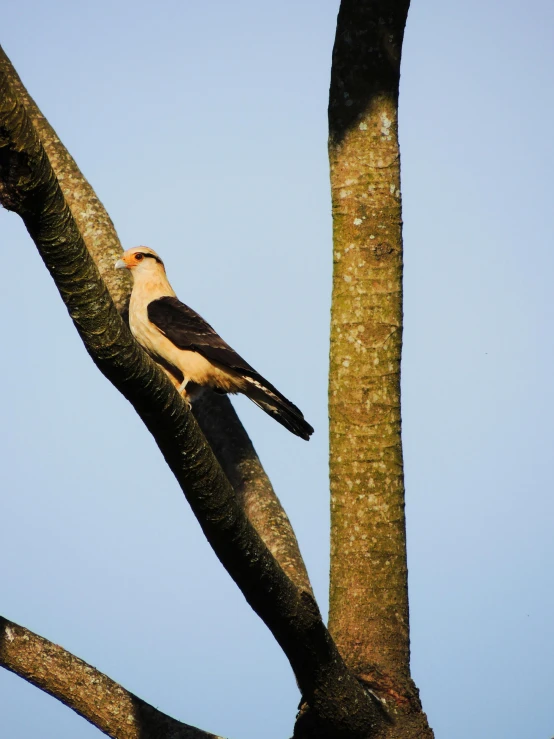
xmin=115 ymin=246 xmax=314 ymax=440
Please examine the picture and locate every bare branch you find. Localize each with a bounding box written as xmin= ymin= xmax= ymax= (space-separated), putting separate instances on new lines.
xmin=193 ymin=392 xmax=313 ymax=594
xmin=0 ymin=46 xmax=130 ymax=313
xmin=0 ymin=616 xmax=223 ymax=739
xmin=0 ymin=45 xmax=312 ymax=596
xmin=0 ymin=62 xmax=381 ymax=738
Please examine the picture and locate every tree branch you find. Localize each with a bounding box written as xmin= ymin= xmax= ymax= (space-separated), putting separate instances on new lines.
xmin=0 ymin=616 xmax=223 ymax=739
xmin=0 ymin=46 xmax=130 ymax=313
xmin=193 ymin=392 xmax=313 ymax=593
xmin=0 ymin=62 xmax=380 ymax=738
xmin=0 ymin=44 xmax=312 ymax=597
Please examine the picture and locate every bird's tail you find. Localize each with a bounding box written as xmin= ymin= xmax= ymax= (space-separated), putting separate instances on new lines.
xmin=242 ymin=374 xmax=314 ymax=440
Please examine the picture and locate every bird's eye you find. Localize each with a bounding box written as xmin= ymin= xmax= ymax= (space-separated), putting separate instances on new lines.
xmin=135 ymin=253 xmax=144 ymax=261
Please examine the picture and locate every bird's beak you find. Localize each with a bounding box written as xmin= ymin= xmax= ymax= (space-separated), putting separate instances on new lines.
xmin=115 ymin=259 xmax=128 ymax=270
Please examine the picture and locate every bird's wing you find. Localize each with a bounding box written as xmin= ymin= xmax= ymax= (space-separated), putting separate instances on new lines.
xmin=147 ymin=296 xmax=256 ymax=373
xmin=148 ymin=296 xmax=314 ymax=439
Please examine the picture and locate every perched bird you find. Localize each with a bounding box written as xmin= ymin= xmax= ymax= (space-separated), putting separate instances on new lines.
xmin=115 ymin=247 xmax=314 ymax=440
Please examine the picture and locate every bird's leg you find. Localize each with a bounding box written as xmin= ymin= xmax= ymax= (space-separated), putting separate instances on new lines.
xmin=177 ymin=377 xmax=193 ymax=408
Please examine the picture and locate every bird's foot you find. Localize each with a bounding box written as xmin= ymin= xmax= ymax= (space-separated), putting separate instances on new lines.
xmin=176 ymin=378 xmax=193 ymax=409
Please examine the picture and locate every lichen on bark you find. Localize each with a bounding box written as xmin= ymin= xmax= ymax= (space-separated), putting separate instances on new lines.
xmin=328 ymin=3 xmax=433 ymax=736
xmin=329 ymin=89 xmax=408 ymax=685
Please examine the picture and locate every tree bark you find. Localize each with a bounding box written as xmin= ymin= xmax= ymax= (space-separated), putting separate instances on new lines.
xmin=328 ymin=2 xmax=433 ymax=736
xmin=0 ymin=61 xmax=383 ymax=739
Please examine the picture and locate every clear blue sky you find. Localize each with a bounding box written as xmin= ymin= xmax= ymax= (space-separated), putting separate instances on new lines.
xmin=1 ymin=2 xmax=553 ymax=738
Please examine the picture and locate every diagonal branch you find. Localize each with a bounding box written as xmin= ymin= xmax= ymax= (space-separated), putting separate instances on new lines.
xmin=0 ymin=616 xmax=223 ymax=739
xmin=192 ymin=391 xmax=313 ymax=592
xmin=0 ymin=45 xmax=312 ymax=596
xmin=0 ymin=46 xmax=130 ymax=313
xmin=0 ymin=63 xmax=380 ymax=739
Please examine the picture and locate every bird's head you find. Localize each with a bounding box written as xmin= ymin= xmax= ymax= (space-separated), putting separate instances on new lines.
xmin=115 ymin=247 xmax=165 ymax=273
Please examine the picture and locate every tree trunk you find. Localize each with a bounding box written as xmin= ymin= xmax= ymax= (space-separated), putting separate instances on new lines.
xmin=328 ymin=2 xmax=433 ymax=736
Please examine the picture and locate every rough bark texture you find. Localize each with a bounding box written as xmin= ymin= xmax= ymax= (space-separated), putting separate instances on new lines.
xmin=0 ymin=46 xmax=131 ymax=313
xmin=328 ymin=2 xmax=433 ymax=736
xmin=0 ymin=44 xmax=312 ymax=597
xmin=0 ymin=64 xmax=383 ymax=739
xmin=0 ymin=617 xmax=223 ymax=739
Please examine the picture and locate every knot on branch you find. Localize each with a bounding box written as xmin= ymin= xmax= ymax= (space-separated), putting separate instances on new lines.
xmin=0 ymin=88 xmax=54 ymax=217
xmin=0 ymin=142 xmax=30 ymax=213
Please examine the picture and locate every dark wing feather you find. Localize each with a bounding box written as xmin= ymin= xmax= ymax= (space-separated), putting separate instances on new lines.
xmin=147 ymin=296 xmax=256 ymax=373
xmin=148 ymin=296 xmax=314 ymax=440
